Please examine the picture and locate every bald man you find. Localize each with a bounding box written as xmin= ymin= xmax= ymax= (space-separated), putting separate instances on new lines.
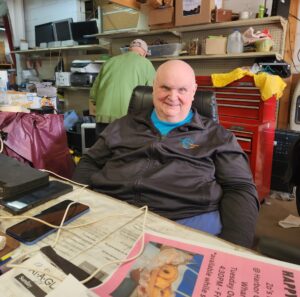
xmin=73 ymin=60 xmax=259 ymax=248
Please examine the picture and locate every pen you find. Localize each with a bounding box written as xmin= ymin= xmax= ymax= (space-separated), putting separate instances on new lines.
xmin=0 ymin=256 xmax=12 ymax=266
xmin=0 ymin=253 xmax=12 ymax=262
xmin=0 ymin=253 xmax=12 ymax=261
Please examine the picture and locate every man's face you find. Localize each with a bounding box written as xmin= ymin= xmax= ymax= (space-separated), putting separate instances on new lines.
xmin=153 ymin=63 xmax=197 ymax=123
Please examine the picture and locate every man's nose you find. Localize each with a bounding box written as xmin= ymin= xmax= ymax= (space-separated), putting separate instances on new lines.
xmin=168 ymin=89 xmax=178 ymax=99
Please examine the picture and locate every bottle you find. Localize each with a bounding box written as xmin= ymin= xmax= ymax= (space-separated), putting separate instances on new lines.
xmin=226 ymin=30 xmax=244 ymax=54
xmin=0 ymin=77 xmax=8 ymax=105
xmin=258 ymin=5 xmax=265 ymax=18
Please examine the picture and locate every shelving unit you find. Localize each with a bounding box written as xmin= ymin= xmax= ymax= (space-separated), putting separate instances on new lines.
xmin=149 ymin=51 xmax=283 ymax=62
xmin=13 ymin=16 xmax=287 ymax=67
xmin=57 ymin=86 xmax=91 ymax=90
xmin=12 ymin=44 xmax=108 ymax=55
xmin=92 ymin=16 xmax=286 ymax=59
xmin=13 ymin=16 xmax=287 ymax=109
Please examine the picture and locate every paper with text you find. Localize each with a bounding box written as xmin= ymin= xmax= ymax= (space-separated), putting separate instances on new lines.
xmin=91 ymin=232 xmax=300 ymax=297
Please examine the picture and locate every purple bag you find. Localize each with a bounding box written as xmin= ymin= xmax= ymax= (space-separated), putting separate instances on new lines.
xmin=0 ymin=112 xmax=75 ymax=178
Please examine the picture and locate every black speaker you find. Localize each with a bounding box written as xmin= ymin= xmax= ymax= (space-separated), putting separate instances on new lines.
xmin=271 ymin=129 xmax=300 ymax=192
xmin=271 ymin=0 xmax=291 ymax=18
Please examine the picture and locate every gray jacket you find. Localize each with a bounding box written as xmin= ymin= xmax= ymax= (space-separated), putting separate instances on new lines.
xmin=73 ymin=108 xmax=259 ymax=247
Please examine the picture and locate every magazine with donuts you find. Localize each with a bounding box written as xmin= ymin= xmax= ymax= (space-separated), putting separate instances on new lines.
xmin=92 ymin=231 xmax=300 ymax=297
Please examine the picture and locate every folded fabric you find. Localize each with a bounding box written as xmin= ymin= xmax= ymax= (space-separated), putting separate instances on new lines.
xmin=211 ymin=67 xmax=286 ymax=101
xmin=278 ymin=214 xmax=300 ymax=228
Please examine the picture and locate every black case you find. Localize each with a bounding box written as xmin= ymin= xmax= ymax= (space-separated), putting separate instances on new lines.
xmin=0 ymin=154 xmax=49 ymax=199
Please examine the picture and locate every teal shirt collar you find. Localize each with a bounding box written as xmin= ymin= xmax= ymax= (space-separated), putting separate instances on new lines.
xmin=151 ymin=109 xmax=194 ymax=136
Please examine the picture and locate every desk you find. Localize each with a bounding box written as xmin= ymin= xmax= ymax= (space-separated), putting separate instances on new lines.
xmin=0 ymin=184 xmax=299 ymax=296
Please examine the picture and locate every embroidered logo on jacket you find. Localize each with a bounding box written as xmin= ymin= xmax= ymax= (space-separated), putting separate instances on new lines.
xmin=180 ymin=137 xmax=200 ymax=149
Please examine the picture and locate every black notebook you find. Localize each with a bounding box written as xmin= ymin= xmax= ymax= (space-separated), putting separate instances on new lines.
xmin=0 ymin=154 xmax=49 ymax=199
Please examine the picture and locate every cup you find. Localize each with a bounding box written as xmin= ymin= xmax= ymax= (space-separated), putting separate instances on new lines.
xmin=239 ymin=11 xmax=250 ymax=20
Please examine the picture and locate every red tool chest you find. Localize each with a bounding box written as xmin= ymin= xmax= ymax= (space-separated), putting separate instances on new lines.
xmin=196 ymin=76 xmax=277 ymax=201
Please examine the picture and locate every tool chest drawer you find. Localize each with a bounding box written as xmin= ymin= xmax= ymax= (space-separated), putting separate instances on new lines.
xmin=196 ymin=75 xmax=276 ymax=201
xmin=196 ymin=76 xmax=277 ymax=125
xmin=221 ymin=119 xmax=275 ymax=201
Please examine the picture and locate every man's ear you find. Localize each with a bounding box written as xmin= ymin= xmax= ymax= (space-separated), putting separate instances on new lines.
xmin=192 ymin=83 xmax=197 ymax=100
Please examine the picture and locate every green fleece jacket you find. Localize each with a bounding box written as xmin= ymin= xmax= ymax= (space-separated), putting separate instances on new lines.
xmin=90 ymin=51 xmax=156 ymax=123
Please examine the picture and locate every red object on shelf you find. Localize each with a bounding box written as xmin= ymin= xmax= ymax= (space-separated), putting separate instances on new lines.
xmin=196 ymin=75 xmax=277 ymax=201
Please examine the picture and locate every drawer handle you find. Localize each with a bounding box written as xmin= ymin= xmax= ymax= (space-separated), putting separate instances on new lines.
xmin=236 ymin=137 xmax=252 ymax=142
xmin=217 ymin=97 xmax=260 ymax=103
xmin=216 ymin=92 xmax=259 ymax=97
xmin=228 ymin=129 xmax=254 ymax=135
xmin=218 ymin=103 xmax=259 ymax=109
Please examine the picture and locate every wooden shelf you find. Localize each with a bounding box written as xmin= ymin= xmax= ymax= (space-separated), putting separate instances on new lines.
xmin=13 ymin=16 xmax=286 ymax=61
xmin=0 ymin=63 xmax=13 ymax=69
xmin=12 ymin=44 xmax=108 ymax=54
xmin=173 ymin=16 xmax=287 ymax=33
xmin=90 ymin=16 xmax=286 ymax=39
xmin=57 ymin=86 xmax=91 ymax=90
xmin=149 ymin=51 xmax=282 ymax=62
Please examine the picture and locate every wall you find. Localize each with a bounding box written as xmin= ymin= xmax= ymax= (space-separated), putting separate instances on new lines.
xmin=223 ymin=0 xmax=273 ymax=18
xmin=223 ymin=0 xmax=300 ymax=75
xmin=293 ymin=5 xmax=300 ymax=72
xmin=15 ymin=0 xmax=87 ymax=84
xmin=24 ymin=0 xmax=84 ymax=48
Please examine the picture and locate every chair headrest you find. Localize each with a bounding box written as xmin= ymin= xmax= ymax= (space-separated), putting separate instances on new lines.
xmin=128 ymin=86 xmax=218 ymax=122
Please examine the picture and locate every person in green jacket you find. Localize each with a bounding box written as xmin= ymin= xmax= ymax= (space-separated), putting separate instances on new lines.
xmin=90 ymin=39 xmax=156 ymax=135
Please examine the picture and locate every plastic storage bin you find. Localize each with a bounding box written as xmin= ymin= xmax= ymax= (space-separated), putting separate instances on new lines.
xmin=120 ymin=43 xmax=183 ymax=57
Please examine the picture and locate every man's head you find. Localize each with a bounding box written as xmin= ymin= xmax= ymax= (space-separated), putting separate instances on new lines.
xmin=153 ymin=60 xmax=197 ymax=123
xmin=129 ymin=39 xmax=148 ymax=57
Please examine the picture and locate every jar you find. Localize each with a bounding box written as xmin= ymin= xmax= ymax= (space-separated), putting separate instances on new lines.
xmin=188 ymin=38 xmax=199 ymax=55
xmin=227 ymin=30 xmax=244 ymax=54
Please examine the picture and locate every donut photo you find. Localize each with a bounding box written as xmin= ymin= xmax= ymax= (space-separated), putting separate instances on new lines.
xmin=111 ymin=242 xmax=203 ymax=297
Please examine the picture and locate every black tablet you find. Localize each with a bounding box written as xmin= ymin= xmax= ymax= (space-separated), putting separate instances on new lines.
xmin=0 ymin=180 xmax=73 ymax=215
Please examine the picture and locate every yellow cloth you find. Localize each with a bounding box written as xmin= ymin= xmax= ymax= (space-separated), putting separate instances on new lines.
xmin=211 ymin=68 xmax=286 ymax=101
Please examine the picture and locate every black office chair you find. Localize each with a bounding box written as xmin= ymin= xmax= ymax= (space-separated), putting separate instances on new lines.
xmin=128 ymin=86 xmax=219 ymax=122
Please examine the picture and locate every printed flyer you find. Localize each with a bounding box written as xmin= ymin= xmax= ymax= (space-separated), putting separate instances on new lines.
xmin=92 ymin=232 xmax=300 ymax=297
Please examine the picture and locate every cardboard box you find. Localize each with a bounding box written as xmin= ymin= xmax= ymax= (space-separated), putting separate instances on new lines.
xmin=204 ymin=37 xmax=227 ymax=55
xmin=175 ymin=0 xmax=215 ymax=27
xmin=149 ymin=7 xmax=174 ymax=26
xmin=212 ymin=8 xmax=232 ymax=22
xmin=102 ymin=4 xmax=148 ymax=32
xmin=0 ymin=41 xmax=6 ymax=63
xmin=3 ymin=91 xmax=57 ymax=110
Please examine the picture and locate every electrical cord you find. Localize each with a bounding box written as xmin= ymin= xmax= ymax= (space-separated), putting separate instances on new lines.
xmin=80 ymin=205 xmax=148 ymax=284
xmin=39 ymin=168 xmax=89 ymax=188
xmin=288 ymin=20 xmax=299 ymax=73
xmin=0 ymin=137 xmax=3 ymax=153
xmin=4 ymin=206 xmax=149 ymax=283
xmin=289 ymin=13 xmax=300 ymax=22
xmin=2 ymin=168 xmax=149 ymax=285
xmin=288 ymin=14 xmax=300 ymax=72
